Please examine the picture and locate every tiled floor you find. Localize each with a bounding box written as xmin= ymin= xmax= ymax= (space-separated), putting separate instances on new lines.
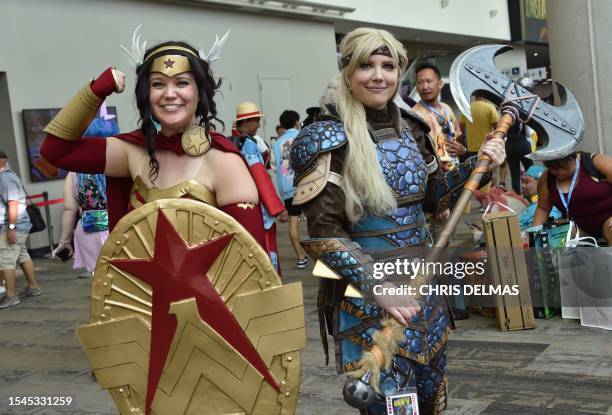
xmin=1 ymin=215 xmax=611 ymax=414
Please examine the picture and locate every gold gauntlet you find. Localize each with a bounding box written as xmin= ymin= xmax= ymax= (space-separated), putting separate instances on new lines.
xmin=43 ymin=82 xmax=102 ymax=140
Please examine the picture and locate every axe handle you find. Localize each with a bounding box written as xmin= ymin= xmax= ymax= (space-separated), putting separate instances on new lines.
xmin=434 ymin=113 xmax=515 ymax=250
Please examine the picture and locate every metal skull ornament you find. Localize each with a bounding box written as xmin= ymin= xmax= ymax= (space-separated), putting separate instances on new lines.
xmin=450 ymin=45 xmax=584 ymax=161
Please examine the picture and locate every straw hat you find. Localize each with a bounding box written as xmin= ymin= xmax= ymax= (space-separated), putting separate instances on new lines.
xmin=235 ymin=102 xmax=264 ymax=122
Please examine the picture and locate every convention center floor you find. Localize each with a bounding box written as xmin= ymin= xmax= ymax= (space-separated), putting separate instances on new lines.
xmin=1 ymin=219 xmax=611 ymax=415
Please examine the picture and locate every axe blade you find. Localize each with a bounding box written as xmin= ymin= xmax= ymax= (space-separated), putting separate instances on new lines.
xmin=450 ymin=44 xmax=584 ymax=161
xmin=450 ymin=45 xmax=512 ymax=123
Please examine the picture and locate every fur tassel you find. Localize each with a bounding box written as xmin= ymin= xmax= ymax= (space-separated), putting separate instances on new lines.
xmin=346 ymin=317 xmax=406 ymax=393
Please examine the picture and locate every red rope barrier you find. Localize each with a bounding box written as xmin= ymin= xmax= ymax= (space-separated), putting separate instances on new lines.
xmin=34 ymin=198 xmax=64 ymax=207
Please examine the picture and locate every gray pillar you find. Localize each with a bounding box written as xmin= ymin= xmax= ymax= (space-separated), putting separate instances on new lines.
xmin=0 ymin=73 xmax=20 ymax=175
xmin=547 ymin=0 xmax=611 ymax=155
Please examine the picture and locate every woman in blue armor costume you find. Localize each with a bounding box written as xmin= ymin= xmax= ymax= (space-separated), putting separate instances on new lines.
xmin=290 ymin=28 xmax=506 ymax=415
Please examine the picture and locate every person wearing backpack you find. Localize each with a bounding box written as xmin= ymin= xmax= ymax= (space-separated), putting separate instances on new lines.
xmin=272 ymin=110 xmax=308 ymax=268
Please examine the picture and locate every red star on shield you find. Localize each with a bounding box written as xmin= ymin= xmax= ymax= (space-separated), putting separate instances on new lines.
xmin=111 ymin=210 xmax=279 ymax=415
xmin=163 ymin=58 xmax=175 ymax=68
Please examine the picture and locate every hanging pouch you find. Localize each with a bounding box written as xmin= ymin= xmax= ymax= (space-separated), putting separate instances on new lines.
xmin=81 ymin=210 xmax=109 ymax=233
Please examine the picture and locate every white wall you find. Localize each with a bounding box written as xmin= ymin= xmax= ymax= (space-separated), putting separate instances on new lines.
xmin=0 ymin=0 xmax=339 ymax=248
xmin=494 ymin=46 xmax=528 ymax=80
xmin=326 ymin=0 xmax=511 ymax=40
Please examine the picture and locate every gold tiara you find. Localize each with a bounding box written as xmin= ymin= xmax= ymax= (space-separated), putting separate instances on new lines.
xmin=149 ymin=55 xmax=192 ymax=77
xmin=144 ymin=46 xmax=198 ymax=63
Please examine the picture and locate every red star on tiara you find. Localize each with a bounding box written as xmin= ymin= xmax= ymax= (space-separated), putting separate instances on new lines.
xmin=163 ymin=58 xmax=175 ymax=68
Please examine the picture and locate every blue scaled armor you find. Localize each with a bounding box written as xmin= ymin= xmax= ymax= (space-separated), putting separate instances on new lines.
xmin=290 ymin=105 xmax=486 ymax=415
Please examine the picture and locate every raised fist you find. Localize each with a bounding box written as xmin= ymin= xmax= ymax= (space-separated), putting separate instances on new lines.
xmin=111 ymin=68 xmax=126 ymax=93
xmin=91 ymin=67 xmax=125 ymax=98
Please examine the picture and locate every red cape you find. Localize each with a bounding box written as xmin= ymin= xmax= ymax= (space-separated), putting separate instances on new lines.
xmin=106 ymin=130 xmax=242 ymax=230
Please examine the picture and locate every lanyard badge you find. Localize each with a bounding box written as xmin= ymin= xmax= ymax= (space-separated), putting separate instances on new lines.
xmin=420 ymin=101 xmax=454 ymax=140
xmin=420 ymin=101 xmax=459 ymax=167
xmin=385 ymin=387 xmax=419 ymax=415
xmin=556 ymin=157 xmax=580 ymax=216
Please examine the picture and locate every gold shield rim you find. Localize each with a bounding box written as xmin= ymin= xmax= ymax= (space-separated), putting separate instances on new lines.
xmin=77 ymin=198 xmax=305 ymax=415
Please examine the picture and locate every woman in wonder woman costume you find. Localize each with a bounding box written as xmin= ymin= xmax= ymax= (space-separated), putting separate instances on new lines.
xmin=41 ymin=36 xmax=268 ymax=245
xmin=40 ymin=31 xmax=307 ymax=415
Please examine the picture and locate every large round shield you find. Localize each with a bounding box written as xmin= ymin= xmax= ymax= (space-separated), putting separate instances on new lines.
xmin=77 ymin=198 xmax=305 ymax=415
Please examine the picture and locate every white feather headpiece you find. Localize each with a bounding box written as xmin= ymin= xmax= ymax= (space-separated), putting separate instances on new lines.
xmin=119 ymin=25 xmax=230 ymax=67
xmin=198 ymin=30 xmax=230 ymax=66
xmin=120 ymin=24 xmax=147 ymax=66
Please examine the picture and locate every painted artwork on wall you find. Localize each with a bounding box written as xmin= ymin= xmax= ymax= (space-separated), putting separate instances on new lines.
xmin=22 ymin=105 xmax=118 ymax=182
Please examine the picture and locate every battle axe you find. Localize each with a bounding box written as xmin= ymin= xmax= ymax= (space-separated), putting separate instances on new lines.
xmin=436 ymin=44 xmax=585 ymax=248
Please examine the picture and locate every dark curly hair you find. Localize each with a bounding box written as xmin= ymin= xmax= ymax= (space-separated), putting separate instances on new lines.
xmin=134 ymin=41 xmax=222 ymax=182
xmin=543 ymin=152 xmax=577 ymax=170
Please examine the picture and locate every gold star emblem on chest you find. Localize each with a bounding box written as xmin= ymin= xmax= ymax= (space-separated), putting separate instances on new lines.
xmin=181 ymin=125 xmax=211 ymax=156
